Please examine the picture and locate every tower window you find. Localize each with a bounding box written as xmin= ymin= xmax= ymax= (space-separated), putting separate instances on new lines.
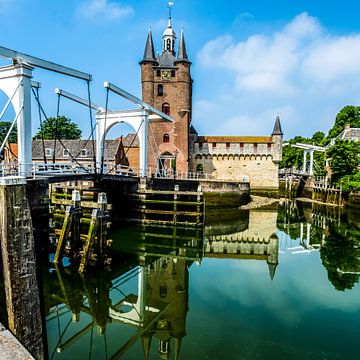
xmin=212 ymin=143 xmax=216 ymax=148
xmin=162 ymin=103 xmax=170 ymax=115
xmin=163 ymin=134 xmax=170 ymax=143
xmin=166 ymin=38 xmax=171 ymax=51
xmin=199 ymin=142 xmax=203 ymax=149
xmin=171 ymin=70 xmax=176 ymax=77
xmin=226 ymin=142 xmax=230 ymax=148
xmin=156 ymin=70 xmax=161 ymax=77
xmin=240 ymin=143 xmax=244 ymax=148
xmin=158 ymin=84 xmax=164 ymax=96
xmin=253 ymin=143 xmax=258 ymax=149
xmin=268 ymin=143 xmax=272 ymax=149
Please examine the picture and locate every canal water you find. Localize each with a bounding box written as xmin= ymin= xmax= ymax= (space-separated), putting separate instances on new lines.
xmin=4 ymin=200 xmax=360 ymax=359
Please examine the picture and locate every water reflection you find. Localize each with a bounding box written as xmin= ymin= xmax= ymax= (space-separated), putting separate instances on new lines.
xmin=205 ymin=209 xmax=279 ymax=280
xmin=278 ymin=199 xmax=360 ymax=290
xmin=39 ymin=202 xmax=360 ymax=359
xmin=44 ymin=224 xmax=202 ymax=360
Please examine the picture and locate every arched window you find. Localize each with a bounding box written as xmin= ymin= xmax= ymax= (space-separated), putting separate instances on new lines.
xmin=162 ymin=103 xmax=170 ymax=115
xmin=171 ymin=70 xmax=176 ymax=77
xmin=163 ymin=134 xmax=170 ymax=143
xmin=196 ymin=164 xmax=204 ymax=173
xmin=166 ymin=38 xmax=171 ymax=51
xmin=157 ymin=84 xmax=163 ymax=96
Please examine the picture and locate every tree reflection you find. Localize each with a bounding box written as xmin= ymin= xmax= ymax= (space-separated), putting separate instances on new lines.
xmin=320 ymin=224 xmax=360 ymax=291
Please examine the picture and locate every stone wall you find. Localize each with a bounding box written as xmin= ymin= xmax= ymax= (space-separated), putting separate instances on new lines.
xmin=190 ymin=154 xmax=279 ymax=189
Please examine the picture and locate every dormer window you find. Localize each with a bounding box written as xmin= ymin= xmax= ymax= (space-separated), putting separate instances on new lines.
xmin=45 ymin=148 xmax=53 ymax=157
xmin=162 ymin=103 xmax=170 ymax=115
xmin=158 ymin=84 xmax=164 ymax=96
xmin=80 ymin=149 xmax=88 ymax=157
xmin=63 ymin=149 xmax=69 ymax=157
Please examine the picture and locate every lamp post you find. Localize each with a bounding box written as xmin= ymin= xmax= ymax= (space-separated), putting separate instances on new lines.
xmin=174 ymin=149 xmax=179 ymax=180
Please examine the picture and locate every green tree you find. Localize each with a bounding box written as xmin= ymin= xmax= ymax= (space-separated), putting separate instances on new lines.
xmin=34 ymin=116 xmax=81 ymax=140
xmin=0 ymin=121 xmax=17 ymax=144
xmin=326 ymin=139 xmax=360 ymax=182
xmin=280 ymin=136 xmax=306 ymax=169
xmin=327 ymin=105 xmax=360 ymax=140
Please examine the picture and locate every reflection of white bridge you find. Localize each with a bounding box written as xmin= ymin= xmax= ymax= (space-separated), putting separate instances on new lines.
xmin=287 ymin=223 xmax=321 ymax=254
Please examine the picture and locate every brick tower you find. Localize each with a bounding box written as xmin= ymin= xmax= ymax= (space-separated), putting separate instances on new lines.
xmin=140 ymin=10 xmax=192 ymax=176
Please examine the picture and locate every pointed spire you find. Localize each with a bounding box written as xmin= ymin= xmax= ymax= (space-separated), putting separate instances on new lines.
xmin=174 ymin=337 xmax=182 ymax=360
xmin=141 ymin=27 xmax=157 ymax=64
xmin=267 ymin=262 xmax=278 ymax=281
xmin=176 ymin=28 xmax=191 ymax=64
xmin=141 ymin=334 xmax=153 ymax=360
xmin=272 ymin=115 xmax=283 ymax=136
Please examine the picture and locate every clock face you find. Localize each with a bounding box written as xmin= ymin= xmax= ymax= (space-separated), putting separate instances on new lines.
xmin=161 ymin=70 xmax=171 ymax=80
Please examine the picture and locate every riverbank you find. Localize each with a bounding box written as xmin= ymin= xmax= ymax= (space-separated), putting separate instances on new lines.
xmin=239 ymin=195 xmax=279 ymax=210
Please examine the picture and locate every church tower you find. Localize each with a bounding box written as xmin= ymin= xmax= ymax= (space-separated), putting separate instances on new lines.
xmin=140 ymin=7 xmax=192 ymax=175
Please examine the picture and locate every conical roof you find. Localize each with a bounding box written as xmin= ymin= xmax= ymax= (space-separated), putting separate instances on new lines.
xmin=272 ymin=115 xmax=283 ymax=136
xmin=141 ymin=28 xmax=157 ymax=64
xmin=176 ymin=28 xmax=191 ymax=64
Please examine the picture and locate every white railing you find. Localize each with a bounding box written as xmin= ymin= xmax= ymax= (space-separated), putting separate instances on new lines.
xmin=0 ymin=161 xmax=250 ymax=183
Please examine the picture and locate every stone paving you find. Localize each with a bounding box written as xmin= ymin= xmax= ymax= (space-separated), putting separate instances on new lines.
xmin=0 ymin=323 xmax=34 ymax=360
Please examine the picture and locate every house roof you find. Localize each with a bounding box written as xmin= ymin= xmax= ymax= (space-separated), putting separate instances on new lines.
xmin=336 ymin=128 xmax=360 ymax=141
xmin=196 ymin=136 xmax=273 ymax=143
xmin=32 ymin=140 xmax=121 ymax=161
xmin=116 ymin=134 xmax=140 ymax=147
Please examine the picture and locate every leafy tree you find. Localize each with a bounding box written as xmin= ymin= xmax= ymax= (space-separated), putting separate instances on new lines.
xmin=311 ymin=131 xmax=326 ymax=145
xmin=34 ymin=116 xmax=81 ymax=140
xmin=327 ymin=105 xmax=360 ymax=140
xmin=0 ymin=121 xmax=17 ymax=143
xmin=326 ymin=139 xmax=360 ymax=183
xmin=280 ymin=136 xmax=307 ymax=169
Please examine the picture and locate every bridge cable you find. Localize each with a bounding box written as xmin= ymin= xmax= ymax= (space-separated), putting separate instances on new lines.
xmin=33 ymin=87 xmax=48 ymax=165
xmin=86 ymin=80 xmax=97 ymax=175
xmin=31 ymin=89 xmax=93 ymax=173
xmin=89 ymin=321 xmax=94 ymax=360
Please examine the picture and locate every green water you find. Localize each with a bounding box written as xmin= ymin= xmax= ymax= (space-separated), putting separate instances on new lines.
xmin=44 ymin=201 xmax=360 ymax=360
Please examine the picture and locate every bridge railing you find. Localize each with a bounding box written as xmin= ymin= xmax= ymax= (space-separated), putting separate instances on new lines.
xmin=1 ymin=161 xmax=251 ymax=182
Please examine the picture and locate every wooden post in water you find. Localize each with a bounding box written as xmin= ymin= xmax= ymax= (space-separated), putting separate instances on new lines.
xmin=173 ymin=184 xmax=179 ymax=224
xmin=0 ymin=178 xmax=45 ymax=359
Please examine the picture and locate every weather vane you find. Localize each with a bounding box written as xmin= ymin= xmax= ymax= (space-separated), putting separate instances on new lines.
xmin=168 ymin=1 xmax=174 ymax=18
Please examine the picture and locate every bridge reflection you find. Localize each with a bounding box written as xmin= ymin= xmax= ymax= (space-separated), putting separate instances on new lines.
xmin=278 ymin=199 xmax=360 ymax=290
xmin=44 ymin=224 xmax=202 ymax=360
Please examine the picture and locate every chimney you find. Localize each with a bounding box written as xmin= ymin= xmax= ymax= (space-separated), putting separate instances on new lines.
xmin=345 ymin=123 xmax=351 ymax=130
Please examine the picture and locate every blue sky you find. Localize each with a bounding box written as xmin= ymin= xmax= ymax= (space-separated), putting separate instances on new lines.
xmin=1 ymin=0 xmax=360 ymax=139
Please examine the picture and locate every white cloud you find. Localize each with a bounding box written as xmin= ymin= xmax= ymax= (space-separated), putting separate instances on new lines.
xmin=195 ymin=13 xmax=360 ymax=137
xmin=79 ymin=0 xmax=134 ymax=22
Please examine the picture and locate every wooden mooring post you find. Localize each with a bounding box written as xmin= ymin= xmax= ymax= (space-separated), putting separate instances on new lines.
xmin=51 ymin=187 xmax=112 ymax=274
